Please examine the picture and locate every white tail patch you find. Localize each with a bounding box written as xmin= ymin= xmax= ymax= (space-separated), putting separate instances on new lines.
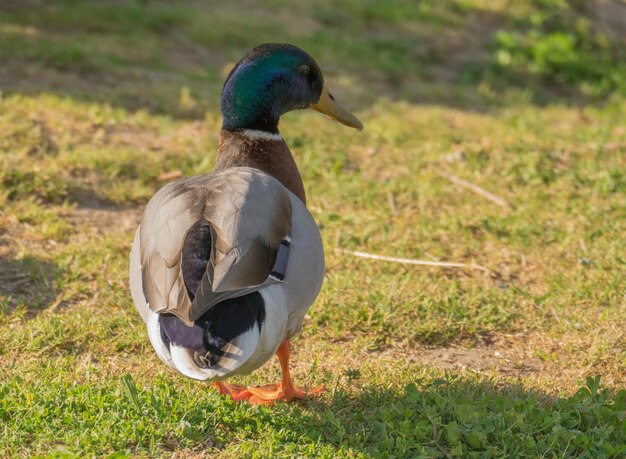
xmin=146 ymin=308 xmax=176 ymax=370
xmin=170 ymin=344 xmax=220 ymax=380
xmin=165 ymin=323 xmax=260 ymax=381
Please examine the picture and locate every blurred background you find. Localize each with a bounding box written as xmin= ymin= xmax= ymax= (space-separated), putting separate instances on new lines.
xmin=1 ymin=1 xmax=625 ymax=457
xmin=1 ymin=0 xmax=625 ymax=116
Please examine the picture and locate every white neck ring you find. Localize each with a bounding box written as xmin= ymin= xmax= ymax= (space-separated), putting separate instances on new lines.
xmin=240 ymin=129 xmax=283 ymax=141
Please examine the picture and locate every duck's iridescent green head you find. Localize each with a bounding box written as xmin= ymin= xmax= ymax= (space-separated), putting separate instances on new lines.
xmin=221 ymin=43 xmax=363 ymax=133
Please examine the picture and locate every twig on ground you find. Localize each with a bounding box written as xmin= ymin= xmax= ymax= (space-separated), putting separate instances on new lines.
xmin=386 ymin=191 xmax=397 ymax=214
xmin=438 ymin=171 xmax=512 ymax=210
xmin=338 ymin=249 xmax=491 ymax=273
xmin=334 ymin=228 xmax=342 ymax=248
xmin=0 ymin=274 xmax=29 ymax=280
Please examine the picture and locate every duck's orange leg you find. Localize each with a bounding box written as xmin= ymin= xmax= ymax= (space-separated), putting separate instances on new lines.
xmin=213 ymin=341 xmax=324 ymax=405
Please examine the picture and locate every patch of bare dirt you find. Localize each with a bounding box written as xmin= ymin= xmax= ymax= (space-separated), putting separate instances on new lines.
xmin=64 ymin=206 xmax=142 ymax=235
xmin=378 ymin=333 xmax=545 ymax=379
xmin=0 ymin=59 xmax=120 ymax=97
xmin=410 ymin=345 xmax=542 ymax=376
xmin=585 ymin=0 xmax=626 ymax=41
xmin=378 ymin=330 xmax=625 ymax=392
xmin=417 ymin=10 xmax=505 ymax=83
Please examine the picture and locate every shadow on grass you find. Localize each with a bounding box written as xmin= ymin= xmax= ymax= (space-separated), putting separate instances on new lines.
xmin=169 ymin=375 xmax=623 ymax=458
xmin=2 ymin=361 xmax=621 ymax=456
xmin=0 ymin=251 xmax=64 ymax=318
xmin=66 ymin=184 xmax=127 ymax=210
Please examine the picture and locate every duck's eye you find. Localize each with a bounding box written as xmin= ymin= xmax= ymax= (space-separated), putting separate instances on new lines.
xmin=298 ymin=65 xmax=310 ymax=75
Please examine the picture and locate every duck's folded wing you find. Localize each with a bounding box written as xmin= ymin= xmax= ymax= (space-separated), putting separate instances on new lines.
xmin=137 ymin=168 xmax=292 ymax=326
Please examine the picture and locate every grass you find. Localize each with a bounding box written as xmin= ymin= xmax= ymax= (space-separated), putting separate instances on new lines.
xmin=1 ymin=0 xmax=625 ymax=457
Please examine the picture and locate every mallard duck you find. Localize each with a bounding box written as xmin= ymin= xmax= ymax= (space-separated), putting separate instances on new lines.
xmin=129 ymin=43 xmax=363 ymax=404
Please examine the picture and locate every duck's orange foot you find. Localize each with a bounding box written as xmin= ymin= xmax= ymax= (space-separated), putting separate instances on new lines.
xmin=213 ymin=382 xmax=254 ymax=402
xmin=213 ymin=382 xmax=324 ymax=405
xmin=246 ymin=383 xmax=325 ymax=405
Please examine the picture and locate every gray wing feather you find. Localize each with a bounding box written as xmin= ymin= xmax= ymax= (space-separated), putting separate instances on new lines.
xmin=132 ymin=167 xmax=292 ymax=325
xmin=129 ymin=226 xmax=149 ymax=321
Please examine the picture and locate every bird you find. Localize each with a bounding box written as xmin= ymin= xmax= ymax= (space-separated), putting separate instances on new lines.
xmin=129 ymin=43 xmax=363 ymax=404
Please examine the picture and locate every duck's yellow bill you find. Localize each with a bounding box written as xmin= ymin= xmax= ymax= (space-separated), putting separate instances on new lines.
xmin=310 ymin=87 xmax=363 ymax=131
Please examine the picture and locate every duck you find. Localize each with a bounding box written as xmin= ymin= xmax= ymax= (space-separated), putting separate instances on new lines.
xmin=129 ymin=43 xmax=363 ymax=404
